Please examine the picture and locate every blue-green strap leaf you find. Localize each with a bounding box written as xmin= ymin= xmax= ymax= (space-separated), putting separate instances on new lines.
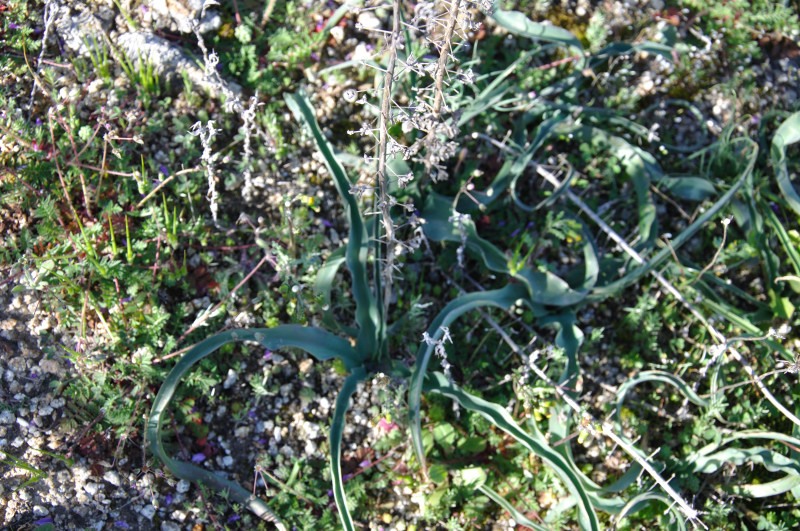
xmin=477 ymin=484 xmax=548 ymax=531
xmin=615 ymin=492 xmax=688 ymax=531
xmin=771 ymin=111 xmax=800 ymax=217
xmin=409 ymin=284 xmax=531 ymax=474
xmin=615 ymin=370 xmax=710 ymax=427
xmin=424 ymin=372 xmax=601 ymax=531
xmin=491 ymin=9 xmax=583 ymax=57
xmin=285 ymin=90 xmax=379 ymax=362
xmin=330 ymin=366 xmax=367 ymax=530
xmin=590 ymin=138 xmax=757 ymax=299
xmin=422 ymin=194 xmax=590 ymax=306
xmin=147 ymin=326 xmax=360 ymax=528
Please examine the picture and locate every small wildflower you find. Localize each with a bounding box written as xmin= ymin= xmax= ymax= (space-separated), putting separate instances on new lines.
xmin=459 ymin=68 xmax=475 ymax=85
xmin=343 ymin=88 xmax=358 ymax=103
xmin=421 ymin=331 xmax=434 ymax=345
xmin=708 ymin=343 xmax=727 ymax=359
xmin=440 ymin=326 xmax=452 ymax=344
xmin=377 ymin=417 xmax=398 ymax=433
xmin=768 ymin=324 xmax=791 ymax=339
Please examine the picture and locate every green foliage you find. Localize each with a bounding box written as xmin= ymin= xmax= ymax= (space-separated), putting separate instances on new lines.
xmin=5 ymin=0 xmax=800 ymax=528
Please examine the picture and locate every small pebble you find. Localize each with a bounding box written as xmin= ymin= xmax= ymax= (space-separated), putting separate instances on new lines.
xmin=140 ymin=504 xmax=157 ymax=520
xmin=176 ymin=480 xmax=191 ymax=494
xmin=103 ymin=470 xmax=121 ymax=487
xmin=84 ymin=482 xmax=100 ymax=496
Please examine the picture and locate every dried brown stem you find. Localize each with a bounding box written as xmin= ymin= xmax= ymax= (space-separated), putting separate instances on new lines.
xmin=432 ymin=0 xmax=461 ymax=116
xmin=376 ymin=0 xmax=402 ymax=318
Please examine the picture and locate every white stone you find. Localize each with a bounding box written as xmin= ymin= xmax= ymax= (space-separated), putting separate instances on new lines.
xmin=223 ymin=368 xmax=238 ymax=389
xmin=84 ymin=482 xmax=100 ymax=496
xmin=0 ymin=410 xmax=14 ymax=425
xmin=356 ymin=11 xmax=381 ymax=30
xmin=103 ymin=470 xmax=121 ymax=487
xmin=304 ymin=440 xmax=317 ymax=455
xmin=140 ymin=504 xmax=157 ymax=520
xmin=318 ymin=397 xmax=330 ymax=413
xmin=330 ymin=26 xmax=345 ymax=43
xmin=176 ymin=479 xmax=191 ymax=494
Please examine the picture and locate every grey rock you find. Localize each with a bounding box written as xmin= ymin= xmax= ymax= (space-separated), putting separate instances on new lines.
xmin=103 ymin=470 xmax=121 ymax=487
xmin=84 ymin=482 xmax=100 ymax=496
xmin=176 ymin=479 xmax=191 ymax=494
xmin=140 ymin=504 xmax=157 ymax=520
xmin=147 ymin=0 xmax=220 ymax=34
xmin=116 ymin=31 xmax=241 ymax=99
xmin=0 ymin=410 xmax=14 ymax=425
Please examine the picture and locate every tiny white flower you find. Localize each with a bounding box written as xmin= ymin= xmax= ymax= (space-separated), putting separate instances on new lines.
xmin=397 ymin=173 xmax=414 ymax=188
xmin=440 ymin=326 xmax=452 ymax=344
xmin=435 ymin=343 xmax=446 ymax=358
xmin=343 ymin=88 xmax=358 ymax=103
xmin=708 ymin=344 xmax=727 ymax=358
xmin=422 ymin=331 xmax=435 ymax=345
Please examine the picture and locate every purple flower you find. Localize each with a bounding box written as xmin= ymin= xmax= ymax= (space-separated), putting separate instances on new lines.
xmin=248 ymin=409 xmax=257 ymax=419
xmin=165 ymin=494 xmax=173 ymax=505
xmin=159 ymin=165 xmax=170 ymax=177
xmin=227 ymin=514 xmax=241 ymax=523
xmin=510 ymin=228 xmax=521 ymax=238
xmin=9 ymin=23 xmax=20 ymax=30
xmin=29 ymin=372 xmax=39 ymax=379
xmin=342 ymin=473 xmax=354 ymax=481
xmin=321 ymin=218 xmax=333 ymax=228
xmin=191 ymin=453 xmax=206 ymax=463
xmin=34 ymin=517 xmax=54 ymax=525
xmin=35 ymin=118 xmax=42 ymax=126
xmin=263 ymin=349 xmax=273 ymax=360
xmin=358 ymin=460 xmax=370 ymax=468
xmin=114 ymin=522 xmax=131 ymax=529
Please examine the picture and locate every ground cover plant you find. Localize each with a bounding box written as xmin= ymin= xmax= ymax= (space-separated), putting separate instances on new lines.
xmin=1 ymin=0 xmax=800 ymax=529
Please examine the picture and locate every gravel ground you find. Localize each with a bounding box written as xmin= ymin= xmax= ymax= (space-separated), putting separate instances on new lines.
xmin=1 ymin=277 xmax=413 ymax=529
